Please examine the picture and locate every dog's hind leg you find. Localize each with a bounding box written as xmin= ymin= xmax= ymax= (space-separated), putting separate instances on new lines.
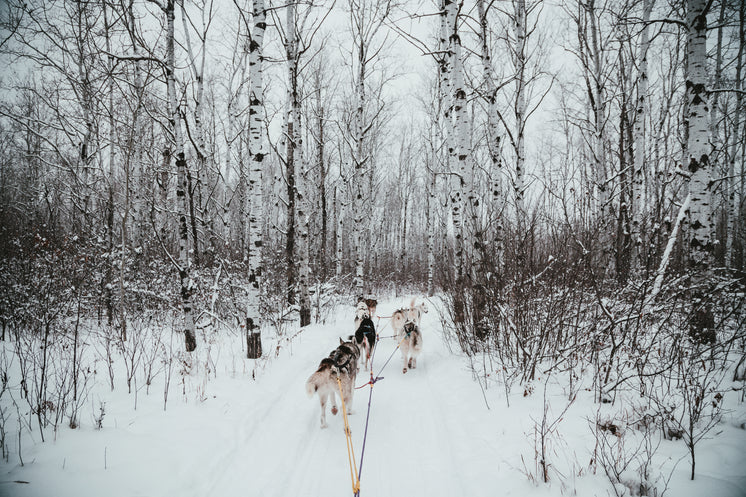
xmin=319 ymin=392 xmax=329 ymax=428
xmin=344 ymin=380 xmax=355 ymax=415
xmin=330 ymin=391 xmax=338 ymax=417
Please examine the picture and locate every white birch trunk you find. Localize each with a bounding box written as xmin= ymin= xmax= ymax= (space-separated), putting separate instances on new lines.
xmin=726 ymin=2 xmax=744 ymax=267
xmin=127 ymin=2 xmax=145 ymax=249
xmin=631 ymin=0 xmax=651 ymax=274
xmin=352 ymin=8 xmax=367 ymax=300
xmin=285 ymin=0 xmax=311 ymax=325
xmin=445 ymin=0 xmax=465 ymax=286
xmin=440 ymin=0 xmax=454 ymax=169
xmin=581 ymin=0 xmax=608 ymax=219
xmin=245 ymin=0 xmax=266 ymax=356
xmin=336 ymin=183 xmax=344 ymax=278
xmin=685 ymin=0 xmax=714 ymax=341
xmin=167 ymin=0 xmax=197 ymax=352
xmin=514 ymin=0 xmax=527 ymax=221
xmin=686 ymin=0 xmax=712 ymax=269
xmin=646 ymin=194 xmax=690 ymax=308
xmin=427 ymin=167 xmax=436 ymax=296
xmin=181 ymin=2 xmax=210 ymax=257
xmin=477 ymin=0 xmax=504 ymax=276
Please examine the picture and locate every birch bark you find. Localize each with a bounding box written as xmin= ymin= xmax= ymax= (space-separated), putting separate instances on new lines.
xmin=631 ymin=0 xmax=651 ymax=274
xmin=245 ymin=0 xmax=266 ymax=357
xmin=477 ymin=0 xmax=504 ymax=277
xmin=445 ymin=0 xmax=465 ymax=287
xmin=514 ymin=0 xmax=527 ymax=221
xmin=685 ymin=0 xmax=714 ymax=342
xmin=166 ymin=0 xmax=197 ymax=352
xmin=726 ymin=1 xmax=744 ymax=267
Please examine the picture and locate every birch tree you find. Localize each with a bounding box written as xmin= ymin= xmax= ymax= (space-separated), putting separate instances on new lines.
xmin=685 ymin=0 xmax=714 ymax=342
xmin=180 ymin=0 xmax=215 ymax=265
xmin=286 ymin=0 xmax=312 ymax=327
xmin=346 ymin=0 xmax=391 ymax=300
xmin=630 ymin=0 xmax=652 ymax=274
xmin=445 ymin=0 xmax=466 ymax=291
xmin=245 ymin=0 xmax=266 ymax=357
xmin=160 ymin=0 xmax=197 ymax=352
xmin=476 ymin=0 xmax=504 ymax=281
xmin=572 ymin=0 xmax=611 ymax=222
xmin=725 ymin=0 xmax=744 ymax=268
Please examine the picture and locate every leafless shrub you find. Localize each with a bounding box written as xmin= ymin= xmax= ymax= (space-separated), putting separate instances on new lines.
xmin=92 ymin=399 xmax=105 ymax=430
xmin=592 ymin=400 xmax=677 ymax=497
xmin=525 ymin=379 xmax=578 ymax=484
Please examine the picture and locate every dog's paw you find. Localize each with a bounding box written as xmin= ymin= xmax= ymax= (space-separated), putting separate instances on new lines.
xmin=347 ymin=409 xmax=355 ymax=415
xmin=321 ymin=421 xmax=328 ymax=429
xmin=331 ymin=406 xmax=338 ymax=415
xmin=402 ymin=368 xmax=408 ymax=374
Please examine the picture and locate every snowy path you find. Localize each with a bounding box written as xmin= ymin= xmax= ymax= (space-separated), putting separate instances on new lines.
xmin=194 ymin=302 xmax=511 ymax=497
xmin=3 ymin=298 xmax=746 ymax=497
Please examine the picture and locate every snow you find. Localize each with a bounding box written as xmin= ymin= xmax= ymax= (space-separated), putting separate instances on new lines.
xmin=1 ymin=297 xmax=745 ymax=497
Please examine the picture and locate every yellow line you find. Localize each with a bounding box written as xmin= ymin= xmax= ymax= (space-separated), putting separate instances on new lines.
xmin=337 ymin=377 xmax=360 ymax=494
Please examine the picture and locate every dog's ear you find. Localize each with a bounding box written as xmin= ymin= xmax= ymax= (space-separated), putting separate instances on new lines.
xmin=339 ymin=337 xmax=344 ymax=345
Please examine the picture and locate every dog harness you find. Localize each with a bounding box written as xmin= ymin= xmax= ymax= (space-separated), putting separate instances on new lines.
xmin=331 ymin=345 xmax=356 ymax=373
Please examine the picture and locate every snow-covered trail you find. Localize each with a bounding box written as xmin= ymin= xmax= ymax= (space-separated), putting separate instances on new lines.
xmin=191 ymin=301 xmax=514 ymax=497
xmin=3 ymin=297 xmax=746 ymax=497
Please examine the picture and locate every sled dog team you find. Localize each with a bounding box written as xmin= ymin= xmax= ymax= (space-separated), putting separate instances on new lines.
xmin=305 ymin=298 xmax=428 ymax=428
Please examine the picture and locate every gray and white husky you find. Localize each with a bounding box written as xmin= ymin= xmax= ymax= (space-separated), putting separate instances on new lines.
xmin=354 ymin=299 xmax=377 ymax=371
xmin=391 ymin=298 xmax=427 ymax=373
xmin=306 ymin=337 xmax=360 ymax=428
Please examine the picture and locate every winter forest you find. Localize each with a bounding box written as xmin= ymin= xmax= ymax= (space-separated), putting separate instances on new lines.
xmin=0 ymin=0 xmax=745 ymax=495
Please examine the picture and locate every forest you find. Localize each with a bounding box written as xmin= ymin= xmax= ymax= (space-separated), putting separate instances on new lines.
xmin=0 ymin=0 xmax=745 ymax=495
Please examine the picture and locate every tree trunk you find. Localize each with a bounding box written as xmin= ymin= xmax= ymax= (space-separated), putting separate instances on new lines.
xmin=427 ymin=166 xmax=436 ymax=296
xmin=246 ymin=0 xmax=267 ymax=358
xmin=352 ymin=6 xmax=369 ymax=301
xmin=284 ymin=0 xmax=311 ymax=326
xmin=477 ymin=0 xmax=504 ymax=282
xmin=514 ymin=0 xmax=527 ymax=223
xmin=631 ymin=0 xmax=651 ymax=275
xmin=446 ymin=0 xmax=467 ymax=322
xmin=317 ymin=81 xmax=328 ymax=279
xmin=685 ymin=0 xmax=714 ymax=343
xmin=726 ymin=1 xmax=744 ymax=268
xmin=167 ymin=0 xmax=197 ymax=353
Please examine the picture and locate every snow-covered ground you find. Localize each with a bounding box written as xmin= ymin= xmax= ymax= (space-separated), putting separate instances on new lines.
xmin=1 ymin=297 xmax=745 ymax=497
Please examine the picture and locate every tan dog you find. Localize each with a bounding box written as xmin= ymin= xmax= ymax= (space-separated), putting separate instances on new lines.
xmin=391 ymin=298 xmax=427 ymax=373
xmin=306 ymin=338 xmax=360 ymax=428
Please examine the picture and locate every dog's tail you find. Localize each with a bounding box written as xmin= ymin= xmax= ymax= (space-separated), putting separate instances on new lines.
xmin=306 ymin=375 xmax=318 ymax=397
xmin=410 ymin=297 xmax=416 ymax=309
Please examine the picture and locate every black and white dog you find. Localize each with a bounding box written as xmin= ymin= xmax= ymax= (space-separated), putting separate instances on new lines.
xmin=353 ymin=299 xmax=377 ymax=371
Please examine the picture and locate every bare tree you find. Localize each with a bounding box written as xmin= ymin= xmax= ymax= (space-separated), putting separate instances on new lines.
xmin=245 ymin=0 xmax=267 ymax=357
xmin=630 ymin=0 xmax=653 ymax=275
xmin=685 ymin=0 xmax=714 ymax=343
xmin=151 ymin=0 xmax=198 ymax=352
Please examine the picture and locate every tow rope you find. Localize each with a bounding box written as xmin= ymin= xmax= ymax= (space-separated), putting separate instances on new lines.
xmin=336 ymin=376 xmax=360 ymax=495
xmin=347 ymin=315 xmax=408 ymax=497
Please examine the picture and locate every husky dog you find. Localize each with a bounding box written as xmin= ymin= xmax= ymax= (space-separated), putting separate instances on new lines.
xmin=354 ymin=299 xmax=377 ymax=370
xmin=305 ymin=358 xmax=339 ymax=428
xmin=391 ymin=298 xmax=427 ymax=373
xmin=306 ymin=338 xmax=360 ymax=428
xmin=390 ymin=298 xmax=427 ymax=336
xmin=398 ymin=322 xmax=422 ymax=373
